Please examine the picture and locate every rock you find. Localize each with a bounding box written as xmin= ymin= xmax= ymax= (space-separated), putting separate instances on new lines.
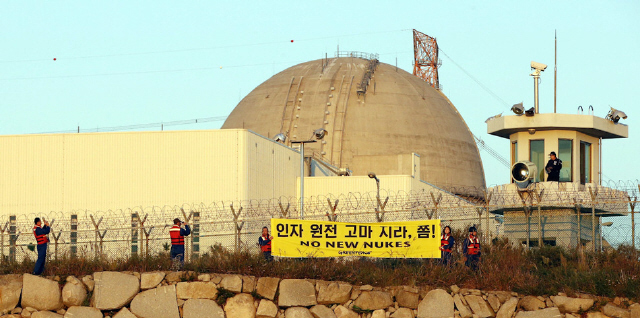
xmin=278 ymin=279 xmax=317 ymax=307
xmin=391 ymin=308 xmax=415 ymax=318
xmin=396 ymin=290 xmax=420 ymax=309
xmin=63 ymin=306 xmax=102 ymax=318
xmin=603 ymin=303 xmax=630 ymax=318
xmin=257 ymin=277 xmax=281 ymax=301
xmin=487 ymin=294 xmax=501 ymax=312
xmin=496 ymin=297 xmax=518 ymax=318
xmin=256 ymin=299 xmax=279 ymax=318
xmin=2 ymin=314 xmax=21 ymax=318
xmin=11 ymin=308 xmax=21 ymax=314
xmin=210 ymin=274 xmax=223 ymax=284
xmin=197 ymin=274 xmax=210 ymax=282
xmin=519 ymin=296 xmax=545 ymax=311
xmin=81 ymin=276 xmax=94 ymax=292
xmin=333 ymin=306 xmax=358 ymax=318
xmin=491 ymin=292 xmax=512 ymax=304
xmin=317 ymin=282 xmax=353 ymax=305
xmin=164 ymin=272 xmax=185 ymax=284
xmin=22 ymin=274 xmax=63 ymax=311
xmin=243 ymin=276 xmax=257 ymax=293
xmin=371 ymin=309 xmax=386 ymax=318
xmin=224 ymin=293 xmax=256 ymax=318
xmin=353 ymin=291 xmax=393 ymax=311
xmin=464 ymin=295 xmax=495 ymax=318
xmin=550 ymin=296 xmax=594 ymax=313
xmin=417 ymin=289 xmax=454 ymax=318
xmin=360 ymin=285 xmax=373 ymax=291
xmin=585 ymin=313 xmax=608 ymax=318
xmin=31 ymin=312 xmax=63 ymax=318
xmin=453 ymin=294 xmax=473 ymax=318
xmin=310 ymin=305 xmax=337 ymax=318
xmin=140 ymin=272 xmax=165 ymax=290
xmin=629 ymin=303 xmax=640 ymax=318
xmin=450 ymin=285 xmax=460 ymax=294
xmin=62 ymin=277 xmax=87 ymax=307
xmin=92 ymin=272 xmax=139 ymax=310
xmin=130 ymin=285 xmax=180 ymax=318
xmin=284 ymin=307 xmax=314 ymax=318
xmin=514 ymin=307 xmax=562 ymax=318
xmin=0 ymin=275 xmax=22 ymax=313
xmin=176 ymin=282 xmax=218 ymax=299
xmin=112 ymin=307 xmax=137 ymax=318
xmin=182 ymin=299 xmax=224 ymax=318
xmin=221 ymin=275 xmax=243 ymax=293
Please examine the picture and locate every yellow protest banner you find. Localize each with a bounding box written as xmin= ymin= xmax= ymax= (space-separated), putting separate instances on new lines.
xmin=271 ymin=219 xmax=441 ymax=258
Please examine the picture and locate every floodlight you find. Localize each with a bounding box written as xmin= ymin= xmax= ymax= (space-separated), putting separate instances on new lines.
xmin=602 ymin=222 xmax=613 ymax=227
xmin=606 ymin=107 xmax=627 ymax=123
xmin=511 ymin=161 xmax=538 ymax=189
xmin=530 ymin=61 xmax=547 ymax=72
xmin=273 ymin=133 xmax=286 ymax=143
xmin=313 ymin=128 xmax=327 ymax=140
xmin=525 ymin=107 xmax=535 ymax=116
xmin=511 ymin=102 xmax=524 ymax=115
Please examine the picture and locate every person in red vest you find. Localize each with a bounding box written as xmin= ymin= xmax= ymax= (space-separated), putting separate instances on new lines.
xmin=258 ymin=226 xmax=273 ymax=261
xmin=439 ymin=226 xmax=454 ymax=266
xmin=462 ymin=226 xmax=481 ymax=270
xmin=169 ymin=218 xmax=191 ymax=269
xmin=32 ymin=217 xmax=51 ymax=275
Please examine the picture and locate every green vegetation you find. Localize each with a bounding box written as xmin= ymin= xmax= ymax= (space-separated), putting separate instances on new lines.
xmin=216 ymin=287 xmax=236 ymax=305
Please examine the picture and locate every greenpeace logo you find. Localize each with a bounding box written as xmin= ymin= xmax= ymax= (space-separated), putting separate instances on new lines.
xmin=337 ymin=251 xmax=371 ymax=255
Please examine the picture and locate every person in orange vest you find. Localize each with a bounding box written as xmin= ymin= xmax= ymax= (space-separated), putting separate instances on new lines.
xmin=439 ymin=226 xmax=454 ymax=266
xmin=32 ymin=217 xmax=51 ymax=275
xmin=169 ymin=218 xmax=191 ymax=269
xmin=462 ymin=226 xmax=481 ymax=270
xmin=258 ymin=226 xmax=273 ymax=261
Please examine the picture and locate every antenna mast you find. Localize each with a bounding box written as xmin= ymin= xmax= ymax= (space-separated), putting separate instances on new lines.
xmin=554 ymin=30 xmax=557 ymax=113
xmin=413 ymin=29 xmax=441 ymax=89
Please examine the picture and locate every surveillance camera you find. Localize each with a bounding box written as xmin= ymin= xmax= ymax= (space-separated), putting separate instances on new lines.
xmin=530 ymin=61 xmax=547 ymax=72
xmin=606 ymin=107 xmax=628 ymax=123
xmin=313 ymin=128 xmax=327 ymax=140
xmin=273 ymin=133 xmax=286 ymax=143
xmin=511 ymin=102 xmax=524 ymax=115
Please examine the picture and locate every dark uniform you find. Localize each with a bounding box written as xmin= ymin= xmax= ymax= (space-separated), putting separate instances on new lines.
xmin=440 ymin=233 xmax=454 ymax=266
xmin=259 ymin=235 xmax=273 ymax=261
xmin=545 ymin=152 xmax=563 ymax=182
xmin=169 ymin=223 xmax=191 ymax=269
xmin=462 ymin=227 xmax=481 ymax=271
xmin=33 ymin=223 xmax=50 ymax=275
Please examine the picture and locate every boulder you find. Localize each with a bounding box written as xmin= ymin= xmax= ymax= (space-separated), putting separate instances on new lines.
xmin=63 ymin=306 xmax=103 ymax=318
xmin=224 ymin=293 xmax=256 ymax=318
xmin=113 ymin=307 xmax=137 ymax=318
xmin=81 ymin=276 xmax=94 ymax=292
xmin=62 ymin=277 xmax=87 ymax=307
xmin=603 ymin=303 xmax=630 ymax=318
xmin=130 ymin=285 xmax=180 ymax=318
xmin=514 ymin=307 xmax=562 ymax=318
xmin=464 ymin=295 xmax=495 ymax=318
xmin=221 ymin=275 xmax=243 ymax=293
xmin=22 ymin=274 xmax=63 ymax=311
xmin=242 ymin=276 xmax=257 ymax=293
xmin=550 ymin=296 xmax=594 ymax=314
xmin=183 ymin=299 xmax=224 ymax=318
xmin=316 ymin=281 xmax=352 ymax=305
xmin=0 ymin=275 xmax=22 ymax=313
xmin=284 ymin=307 xmax=314 ymax=318
xmin=396 ymin=290 xmax=419 ymax=309
xmin=140 ymin=272 xmax=165 ymax=290
xmin=491 ymin=291 xmax=512 ymax=304
xmin=256 ymin=300 xmax=278 ymax=318
xmin=629 ymin=303 xmax=640 ymax=318
xmin=518 ymin=296 xmax=545 ymax=311
xmin=391 ymin=308 xmax=415 ymax=318
xmin=176 ymin=282 xmax=218 ymax=299
xmin=257 ymin=277 xmax=280 ymax=300
xmin=333 ymin=306 xmax=358 ymax=318
xmin=92 ymin=272 xmax=139 ymax=310
xmin=496 ymin=297 xmax=518 ymax=318
xmin=198 ymin=274 xmax=211 ymax=282
xmin=487 ymin=294 xmax=501 ymax=312
xmin=586 ymin=313 xmax=609 ymax=318
xmin=453 ymin=294 xmax=473 ymax=318
xmin=310 ymin=305 xmax=337 ymax=318
xmin=353 ymin=291 xmax=393 ymax=311
xmin=371 ymin=309 xmax=386 ymax=318
xmin=417 ymin=289 xmax=454 ymax=318
xmin=278 ymin=279 xmax=317 ymax=307
xmin=31 ymin=312 xmax=63 ymax=318
xmin=450 ymin=285 xmax=460 ymax=294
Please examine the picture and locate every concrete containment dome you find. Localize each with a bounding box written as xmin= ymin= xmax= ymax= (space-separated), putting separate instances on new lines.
xmin=222 ymin=56 xmax=486 ymax=195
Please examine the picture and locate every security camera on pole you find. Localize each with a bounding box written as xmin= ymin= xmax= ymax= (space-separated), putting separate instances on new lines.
xmin=530 ymin=61 xmax=547 ymax=114
xmin=290 ymin=128 xmax=327 ymax=219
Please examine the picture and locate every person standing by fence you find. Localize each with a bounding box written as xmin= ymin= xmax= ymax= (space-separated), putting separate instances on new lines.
xmin=439 ymin=226 xmax=454 ymax=266
xmin=169 ymin=218 xmax=191 ymax=270
xmin=259 ymin=226 xmax=274 ymax=261
xmin=462 ymin=226 xmax=481 ymax=270
xmin=32 ymin=217 xmax=50 ymax=275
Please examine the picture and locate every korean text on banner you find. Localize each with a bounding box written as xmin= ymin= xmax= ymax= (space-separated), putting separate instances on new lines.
xmin=271 ymin=219 xmax=441 ymax=258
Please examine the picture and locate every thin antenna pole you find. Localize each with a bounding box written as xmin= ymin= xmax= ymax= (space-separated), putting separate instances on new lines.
xmin=554 ymin=30 xmax=557 ymax=113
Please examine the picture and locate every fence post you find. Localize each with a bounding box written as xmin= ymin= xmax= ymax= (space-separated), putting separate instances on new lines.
xmin=71 ymin=215 xmax=77 ymax=257
xmin=230 ymin=204 xmax=244 ymax=253
xmin=326 ymin=199 xmax=339 ymax=222
xmin=533 ymin=189 xmax=545 ymax=248
xmin=573 ymin=199 xmax=582 ymax=249
xmin=138 ymin=214 xmax=148 ymax=257
xmin=630 ymin=195 xmax=637 ymax=250
xmin=588 ymin=187 xmax=597 ymax=252
xmin=143 ymin=227 xmax=153 ymax=257
xmin=90 ymin=215 xmax=103 ymax=258
xmin=484 ymin=190 xmax=493 ymax=242
xmin=278 ymin=202 xmax=290 ymax=219
xmin=192 ymin=211 xmax=200 ymax=259
xmin=375 ymin=197 xmax=389 ymax=222
xmin=1 ymin=221 xmax=8 ymax=265
xmin=131 ymin=213 xmax=139 ymax=256
xmin=9 ymin=215 xmax=16 ymax=262
xmin=180 ymin=209 xmax=193 ymax=262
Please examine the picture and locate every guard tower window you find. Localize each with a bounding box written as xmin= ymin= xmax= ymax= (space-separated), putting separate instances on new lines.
xmin=580 ymin=141 xmax=592 ymax=184
xmin=529 ymin=140 xmax=545 ymax=182
xmin=558 ymin=139 xmax=573 ymax=182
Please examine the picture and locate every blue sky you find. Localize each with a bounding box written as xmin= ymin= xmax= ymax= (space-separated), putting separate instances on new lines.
xmin=1 ymin=1 xmax=638 ymax=187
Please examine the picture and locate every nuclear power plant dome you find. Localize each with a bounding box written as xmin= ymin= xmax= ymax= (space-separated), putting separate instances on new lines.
xmin=222 ymin=55 xmax=486 ymax=195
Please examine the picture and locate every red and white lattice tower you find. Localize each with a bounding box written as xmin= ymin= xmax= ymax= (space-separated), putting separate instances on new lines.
xmin=413 ymin=29 xmax=441 ymax=89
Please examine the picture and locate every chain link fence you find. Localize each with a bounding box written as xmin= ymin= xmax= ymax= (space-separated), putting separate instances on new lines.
xmin=1 ymin=181 xmax=638 ymax=264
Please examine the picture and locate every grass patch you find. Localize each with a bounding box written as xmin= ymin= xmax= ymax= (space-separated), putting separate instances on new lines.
xmin=216 ymin=287 xmax=235 ymax=306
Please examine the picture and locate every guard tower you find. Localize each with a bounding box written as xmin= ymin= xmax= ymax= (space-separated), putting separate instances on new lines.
xmin=485 ymin=61 xmax=629 ymax=250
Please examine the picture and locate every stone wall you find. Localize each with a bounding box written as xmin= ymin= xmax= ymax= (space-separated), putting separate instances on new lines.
xmin=0 ymin=272 xmax=638 ymax=318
